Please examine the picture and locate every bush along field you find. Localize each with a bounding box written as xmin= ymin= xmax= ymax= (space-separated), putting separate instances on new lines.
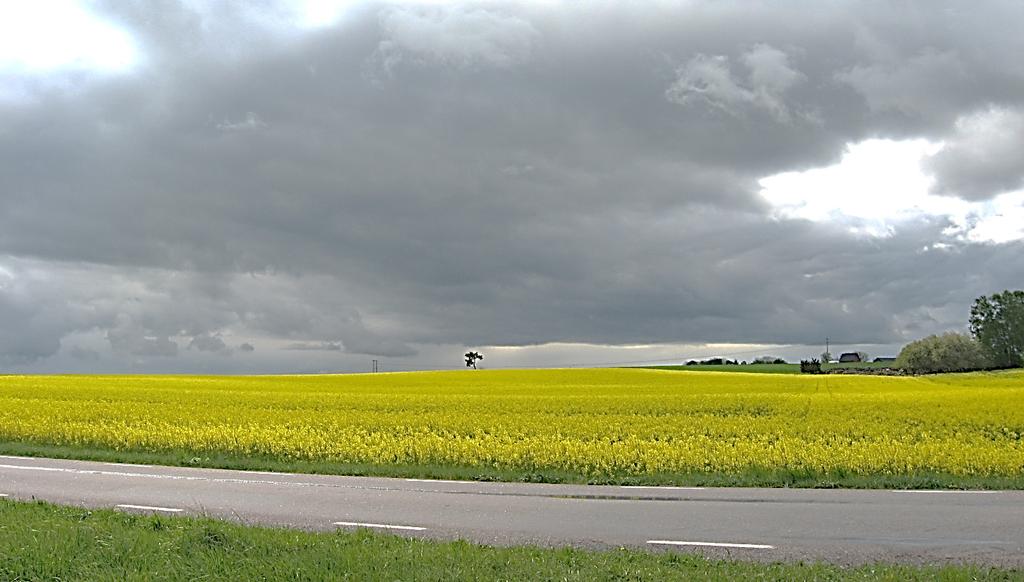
xmin=642 ymin=361 xmax=897 ymax=375
xmin=0 ymin=368 xmax=1022 ymax=488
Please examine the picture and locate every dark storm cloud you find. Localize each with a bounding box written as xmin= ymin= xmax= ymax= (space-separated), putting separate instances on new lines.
xmin=188 ymin=332 xmax=231 ymax=354
xmin=1 ymin=1 xmax=1023 ymax=371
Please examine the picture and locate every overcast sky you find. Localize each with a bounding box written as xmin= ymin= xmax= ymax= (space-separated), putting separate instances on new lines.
xmin=2 ymin=1 xmax=1023 ymax=373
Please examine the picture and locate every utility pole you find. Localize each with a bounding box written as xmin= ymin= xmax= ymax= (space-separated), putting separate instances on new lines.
xmin=825 ymin=337 xmax=830 ymax=358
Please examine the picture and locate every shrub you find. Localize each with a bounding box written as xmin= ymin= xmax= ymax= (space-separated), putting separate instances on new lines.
xmin=896 ymin=332 xmax=990 ymax=374
xmin=685 ymin=358 xmax=738 ymax=366
xmin=800 ymin=359 xmax=822 ymax=374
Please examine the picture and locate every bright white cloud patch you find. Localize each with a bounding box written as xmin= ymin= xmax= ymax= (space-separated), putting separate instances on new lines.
xmin=296 ymin=0 xmax=352 ymax=27
xmin=960 ymin=191 xmax=1024 ymax=244
xmin=0 ymin=1 xmax=136 ymax=72
xmin=759 ymin=139 xmax=949 ymax=226
xmin=295 ymin=0 xmax=471 ymax=28
xmin=758 ymin=139 xmax=1024 ymax=243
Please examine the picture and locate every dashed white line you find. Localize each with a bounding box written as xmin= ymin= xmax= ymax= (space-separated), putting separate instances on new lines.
xmin=405 ymin=479 xmax=475 ymax=484
xmin=333 ymin=521 xmax=427 ymax=531
xmin=648 ymin=540 xmax=774 ymax=549
xmin=0 ymin=493 xmax=8 ymax=498
xmin=116 ymin=504 xmax=183 ymax=513
xmin=621 ymin=486 xmax=706 ymax=490
xmin=103 ymin=462 xmax=152 ymax=468
xmin=892 ymin=490 xmax=995 ymax=494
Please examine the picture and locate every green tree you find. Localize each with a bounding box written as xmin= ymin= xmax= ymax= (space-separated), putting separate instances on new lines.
xmin=464 ymin=351 xmax=483 ymax=369
xmin=969 ymin=290 xmax=1024 ymax=368
xmin=896 ymin=332 xmax=989 ymax=374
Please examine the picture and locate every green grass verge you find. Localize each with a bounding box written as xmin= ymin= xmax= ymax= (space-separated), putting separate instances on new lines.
xmin=4 ymin=441 xmax=1023 ymax=490
xmin=0 ymin=499 xmax=1019 ymax=581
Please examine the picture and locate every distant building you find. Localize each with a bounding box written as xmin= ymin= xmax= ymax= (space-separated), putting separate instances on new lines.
xmin=838 ymin=352 xmax=861 ymax=363
xmin=873 ymin=357 xmax=896 ymax=363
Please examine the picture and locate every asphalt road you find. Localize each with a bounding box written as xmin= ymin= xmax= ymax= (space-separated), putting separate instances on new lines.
xmin=1 ymin=455 xmax=1021 ymax=567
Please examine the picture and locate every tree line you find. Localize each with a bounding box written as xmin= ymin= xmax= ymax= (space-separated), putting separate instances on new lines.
xmin=896 ymin=290 xmax=1023 ymax=374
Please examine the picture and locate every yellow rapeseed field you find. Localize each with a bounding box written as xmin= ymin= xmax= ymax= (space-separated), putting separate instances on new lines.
xmin=0 ymin=369 xmax=1021 ymax=479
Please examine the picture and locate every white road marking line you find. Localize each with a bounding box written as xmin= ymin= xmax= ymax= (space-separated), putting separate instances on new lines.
xmin=0 ymin=493 xmax=8 ymax=497
xmin=103 ymin=462 xmax=152 ymax=468
xmin=0 ymin=464 xmax=64 ymax=472
xmin=648 ymin=540 xmax=774 ymax=549
xmin=0 ymin=462 xmax=717 ymax=497
xmin=0 ymin=463 xmax=313 ymax=487
xmin=333 ymin=521 xmax=427 ymax=531
xmin=0 ymin=462 xmax=434 ymax=495
xmin=405 ymin=479 xmax=474 ymax=484
xmin=116 ymin=504 xmax=183 ymax=513
xmin=0 ymin=455 xmax=35 ymax=460
xmin=892 ymin=490 xmax=995 ymax=494
xmin=621 ymin=486 xmax=706 ymax=490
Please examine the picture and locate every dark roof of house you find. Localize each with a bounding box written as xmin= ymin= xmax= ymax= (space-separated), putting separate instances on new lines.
xmin=873 ymin=357 xmax=896 ymax=362
xmin=838 ymin=352 xmax=861 ymax=362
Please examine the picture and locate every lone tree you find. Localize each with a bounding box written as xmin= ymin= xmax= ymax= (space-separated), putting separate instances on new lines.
xmin=464 ymin=351 xmax=483 ymax=369
xmin=969 ymin=290 xmax=1024 ymax=368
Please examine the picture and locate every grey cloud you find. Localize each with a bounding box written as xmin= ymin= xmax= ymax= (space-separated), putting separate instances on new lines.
xmin=371 ymin=5 xmax=538 ymax=75
xmin=285 ymin=336 xmax=415 ymax=358
xmin=239 ymin=342 xmax=255 ymax=352
xmin=216 ymin=112 xmax=268 ymax=132
xmin=743 ymin=44 xmax=804 ymax=94
xmin=0 ymin=295 xmax=65 ymax=365
xmin=93 ymin=1 xmax=298 ymax=65
xmin=68 ymin=345 xmax=101 ymax=361
xmin=188 ymin=332 xmax=231 ymax=354
xmin=1 ymin=1 xmax=1023 ymax=372
xmin=107 ymin=315 xmax=179 ymax=357
xmin=666 ymin=44 xmax=805 ymax=122
xmin=286 ymin=341 xmax=343 ymax=351
xmin=924 ymin=106 xmax=1024 ymax=201
xmin=339 ymin=335 xmax=418 ymax=358
xmin=0 ymin=260 xmax=116 ymax=364
xmin=836 ymin=49 xmax=969 ymax=118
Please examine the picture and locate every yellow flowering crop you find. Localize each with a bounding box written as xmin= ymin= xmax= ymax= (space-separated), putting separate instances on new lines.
xmin=0 ymin=369 xmax=1021 ymax=478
